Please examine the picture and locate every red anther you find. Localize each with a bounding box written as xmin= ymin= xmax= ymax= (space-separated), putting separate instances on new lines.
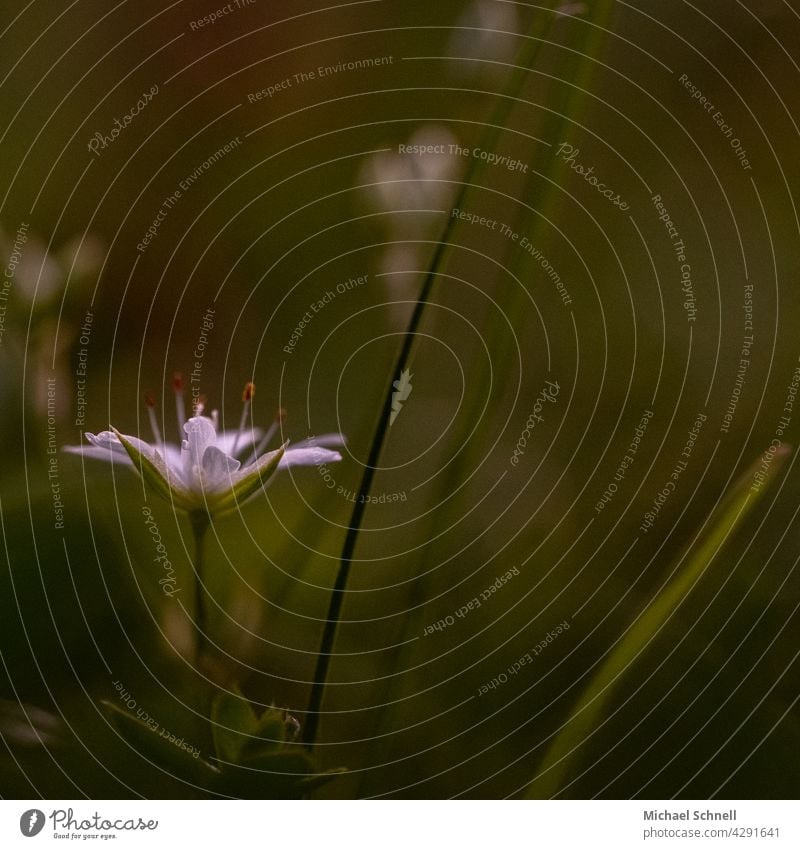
xmin=144 ymin=391 xmax=156 ymax=408
xmin=277 ymin=408 xmax=287 ymax=422
xmin=243 ymin=381 xmax=255 ymax=402
xmin=173 ymin=372 xmax=184 ymax=392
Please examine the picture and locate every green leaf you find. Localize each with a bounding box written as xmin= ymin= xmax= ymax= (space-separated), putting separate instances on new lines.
xmin=354 ymin=1 xmax=620 ymax=793
xmin=526 ymin=446 xmax=790 ymax=798
xmin=257 ymin=709 xmax=290 ymax=741
xmin=100 ymin=700 xmax=219 ymax=781
xmin=205 ymin=699 xmax=345 ymax=798
xmin=299 ymin=767 xmax=347 ymax=793
xmin=210 ymin=687 xmax=259 ymax=763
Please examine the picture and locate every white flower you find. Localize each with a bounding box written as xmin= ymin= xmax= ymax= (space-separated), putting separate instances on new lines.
xmin=359 ymin=125 xmax=461 ymax=218
xmin=64 ymin=378 xmax=344 ymax=517
xmin=358 ymin=125 xmax=464 ymax=306
xmin=449 ymin=0 xmax=520 ymax=79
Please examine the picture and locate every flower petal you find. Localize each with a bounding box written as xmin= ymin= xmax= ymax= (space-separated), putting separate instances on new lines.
xmin=182 ymin=416 xmax=218 ymax=483
xmin=63 ymin=444 xmax=133 ymax=464
xmin=201 ymin=446 xmax=241 ymax=490
xmin=161 ymin=444 xmax=184 ymax=471
xmin=64 ymin=431 xmax=134 ymax=465
xmin=280 ymin=446 xmax=342 ymax=469
xmin=85 ymin=430 xmax=131 ymax=455
xmin=291 ymin=433 xmax=347 ymax=450
xmin=216 ymin=427 xmax=264 ymax=458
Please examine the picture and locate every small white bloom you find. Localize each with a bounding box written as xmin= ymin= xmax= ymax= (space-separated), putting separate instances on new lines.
xmin=358 ymin=125 xmax=464 ymax=307
xmin=65 ymin=378 xmax=344 ymax=517
xmin=450 ymin=0 xmax=520 ymax=77
xmin=360 ymin=125 xmax=461 ymax=218
xmin=11 ymin=232 xmax=65 ymax=304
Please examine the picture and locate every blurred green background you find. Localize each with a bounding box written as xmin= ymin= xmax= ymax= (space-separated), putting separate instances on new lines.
xmin=1 ymin=0 xmax=799 ymax=798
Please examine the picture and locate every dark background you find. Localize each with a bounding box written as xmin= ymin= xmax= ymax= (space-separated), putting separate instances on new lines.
xmin=1 ymin=0 xmax=799 ymax=798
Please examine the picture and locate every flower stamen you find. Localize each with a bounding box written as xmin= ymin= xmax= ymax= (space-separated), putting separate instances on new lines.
xmin=231 ymin=381 xmax=255 ymax=456
xmin=174 ymin=372 xmax=187 ymax=434
xmin=144 ymin=391 xmax=163 ymax=447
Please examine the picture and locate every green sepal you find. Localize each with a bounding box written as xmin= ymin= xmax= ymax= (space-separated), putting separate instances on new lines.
xmin=205 ymin=695 xmax=346 ymax=798
xmin=212 ymin=445 xmax=285 ymax=515
xmin=112 ymin=427 xmax=195 ymax=511
xmin=210 ymin=686 xmax=259 ymax=763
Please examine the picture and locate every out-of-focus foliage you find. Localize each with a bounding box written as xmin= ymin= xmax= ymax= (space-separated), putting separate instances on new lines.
xmin=2 ymin=0 xmax=800 ymax=799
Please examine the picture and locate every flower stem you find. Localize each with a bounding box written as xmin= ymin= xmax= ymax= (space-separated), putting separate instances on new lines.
xmin=302 ymin=286 xmax=435 ymax=747
xmin=355 ymin=4 xmax=618 ymax=774
xmin=302 ymin=23 xmax=547 ymax=746
xmin=189 ymin=511 xmax=211 ymax=665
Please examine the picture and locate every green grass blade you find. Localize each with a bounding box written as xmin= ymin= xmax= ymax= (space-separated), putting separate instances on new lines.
xmin=351 ymin=3 xmax=619 ymax=782
xmin=302 ymin=2 xmax=567 ymax=750
xmin=527 ymin=446 xmax=790 ymax=798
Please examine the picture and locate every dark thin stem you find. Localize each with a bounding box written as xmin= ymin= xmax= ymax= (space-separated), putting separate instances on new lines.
xmin=302 ymin=8 xmax=563 ymax=749
xmin=302 ymin=240 xmax=448 ymax=748
xmin=189 ymin=511 xmax=210 ymax=666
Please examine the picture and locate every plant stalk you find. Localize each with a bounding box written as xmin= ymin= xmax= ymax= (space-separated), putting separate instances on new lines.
xmin=302 ymin=8 xmax=556 ymax=749
xmin=302 ymin=237 xmax=448 ymax=748
xmin=190 ymin=510 xmax=211 ymax=665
